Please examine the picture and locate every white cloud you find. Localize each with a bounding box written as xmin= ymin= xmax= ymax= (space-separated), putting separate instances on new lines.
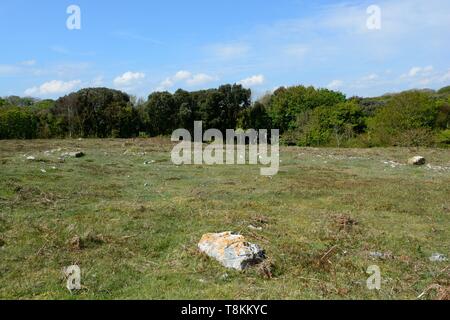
xmin=327 ymin=80 xmax=344 ymax=90
xmin=186 ymin=73 xmax=216 ymax=86
xmin=157 ymin=70 xmax=217 ymax=91
xmin=239 ymin=75 xmax=265 ymax=87
xmin=113 ymin=71 xmax=145 ymax=86
xmin=407 ymin=66 xmax=433 ymax=77
xmin=24 ymin=80 xmax=81 ymax=96
xmin=408 ymin=67 xmax=422 ymax=77
xmin=173 ymin=70 xmax=192 ymax=81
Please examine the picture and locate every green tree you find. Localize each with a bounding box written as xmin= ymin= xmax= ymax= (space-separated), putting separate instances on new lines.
xmin=238 ymin=101 xmax=272 ymax=130
xmin=268 ymin=86 xmax=346 ymax=133
xmin=293 ymin=101 xmax=366 ymax=147
xmin=0 ymin=107 xmax=37 ymax=139
xmin=368 ymin=91 xmax=439 ymax=146
xmin=144 ymin=91 xmax=178 ymax=135
xmin=54 ymin=88 xmax=131 ymax=137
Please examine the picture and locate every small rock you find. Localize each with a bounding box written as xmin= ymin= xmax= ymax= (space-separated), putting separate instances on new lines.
xmin=369 ymin=251 xmax=393 ymax=260
xmin=40 ymin=169 xmax=47 ymax=173
xmin=144 ymin=160 xmax=155 ymax=165
xmin=408 ymin=156 xmax=426 ymax=166
xmin=248 ymin=225 xmax=263 ymax=231
xmin=61 ymin=152 xmax=85 ymax=158
xmin=429 ymin=253 xmax=448 ymax=262
xmin=63 ymin=265 xmax=82 ymax=291
xmin=26 ymin=156 xmax=36 ymax=161
xmin=220 ymin=273 xmax=230 ymax=281
xmin=198 ymin=232 xmax=266 ymax=271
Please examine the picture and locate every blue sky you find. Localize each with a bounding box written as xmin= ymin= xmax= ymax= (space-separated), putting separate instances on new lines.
xmin=0 ymin=0 xmax=449 ymax=99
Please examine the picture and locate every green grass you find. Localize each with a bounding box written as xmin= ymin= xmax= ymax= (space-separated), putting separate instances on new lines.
xmin=0 ymin=139 xmax=449 ymax=300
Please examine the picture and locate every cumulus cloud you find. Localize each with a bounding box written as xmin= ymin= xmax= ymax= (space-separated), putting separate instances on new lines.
xmin=238 ymin=75 xmax=265 ymax=87
xmin=327 ymin=80 xmax=344 ymax=90
xmin=24 ymin=80 xmax=81 ymax=96
xmin=186 ymin=73 xmax=216 ymax=86
xmin=407 ymin=66 xmax=433 ymax=77
xmin=113 ymin=71 xmax=145 ymax=86
xmin=173 ymin=70 xmax=192 ymax=81
xmin=157 ymin=70 xmax=217 ymax=91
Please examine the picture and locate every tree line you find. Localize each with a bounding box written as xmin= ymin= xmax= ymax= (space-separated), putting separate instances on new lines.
xmin=1 ymin=84 xmax=449 ymax=147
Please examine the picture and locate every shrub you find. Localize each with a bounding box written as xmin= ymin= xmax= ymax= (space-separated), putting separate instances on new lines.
xmin=290 ymin=101 xmax=366 ymax=147
xmin=368 ymin=91 xmax=438 ymax=146
xmin=437 ymin=129 xmax=450 ymax=146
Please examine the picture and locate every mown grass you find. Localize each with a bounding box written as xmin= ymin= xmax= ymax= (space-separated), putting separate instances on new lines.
xmin=0 ymin=139 xmax=449 ymax=300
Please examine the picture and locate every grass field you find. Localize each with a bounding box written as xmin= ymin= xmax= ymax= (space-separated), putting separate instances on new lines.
xmin=0 ymin=139 xmax=449 ymax=300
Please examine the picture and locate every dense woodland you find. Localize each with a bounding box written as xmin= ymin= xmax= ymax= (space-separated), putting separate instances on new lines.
xmin=1 ymin=84 xmax=449 ymax=147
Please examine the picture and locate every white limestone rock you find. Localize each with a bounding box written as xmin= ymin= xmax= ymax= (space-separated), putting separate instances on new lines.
xmin=198 ymin=232 xmax=265 ymax=271
xmin=408 ymin=156 xmax=426 ymax=166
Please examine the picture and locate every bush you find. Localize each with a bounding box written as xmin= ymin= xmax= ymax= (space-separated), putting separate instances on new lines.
xmin=0 ymin=107 xmax=37 ymax=139
xmin=437 ymin=129 xmax=450 ymax=145
xmin=289 ymin=101 xmax=366 ymax=147
xmin=393 ymin=128 xmax=435 ymax=147
xmin=268 ymin=86 xmax=346 ymax=133
xmin=368 ymin=91 xmax=438 ymax=146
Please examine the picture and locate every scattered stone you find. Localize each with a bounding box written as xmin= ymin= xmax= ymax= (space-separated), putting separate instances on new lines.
xmin=408 ymin=156 xmax=426 ymax=166
xmin=220 ymin=273 xmax=230 ymax=281
xmin=369 ymin=251 xmax=394 ymax=260
xmin=429 ymin=253 xmax=448 ymax=262
xmin=63 ymin=265 xmax=82 ymax=291
xmin=26 ymin=156 xmax=36 ymax=161
xmin=198 ymin=232 xmax=266 ymax=271
xmin=40 ymin=169 xmax=47 ymax=173
xmin=425 ymin=164 xmax=450 ymax=172
xmin=382 ymin=160 xmax=404 ymax=168
xmin=144 ymin=160 xmax=155 ymax=165
xmin=44 ymin=148 xmax=62 ymax=155
xmin=248 ymin=225 xmax=263 ymax=231
xmin=61 ymin=151 xmax=85 ymax=158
